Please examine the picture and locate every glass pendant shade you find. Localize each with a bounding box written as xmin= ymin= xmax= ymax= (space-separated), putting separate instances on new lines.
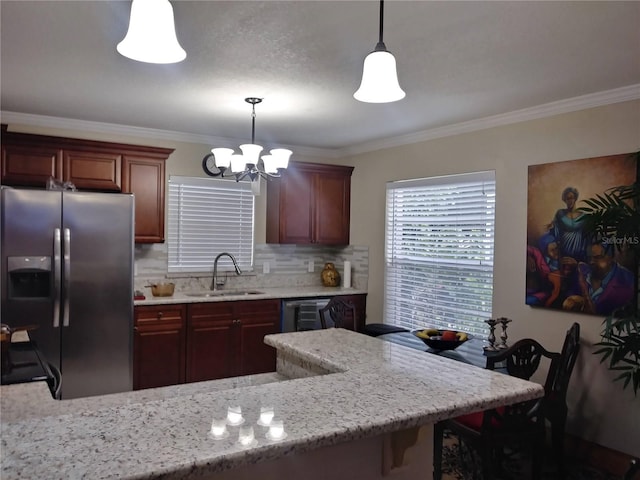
xmin=211 ymin=148 xmax=233 ymax=169
xmin=117 ymin=0 xmax=186 ymax=64
xmin=261 ymin=155 xmax=277 ymax=174
xmin=230 ymin=155 xmax=247 ymax=173
xmin=239 ymin=144 xmax=263 ymax=166
xmin=270 ymin=149 xmax=292 ymax=170
xmin=354 ymin=49 xmax=405 ymax=103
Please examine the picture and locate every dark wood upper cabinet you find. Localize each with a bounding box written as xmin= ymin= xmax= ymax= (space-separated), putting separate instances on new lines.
xmin=0 ymin=127 xmax=173 ymax=243
xmin=266 ymin=162 xmax=354 ymax=245
xmin=1 ymin=143 xmax=62 ymax=186
xmin=121 ymin=156 xmax=166 ymax=244
xmin=63 ymin=149 xmax=122 ymax=191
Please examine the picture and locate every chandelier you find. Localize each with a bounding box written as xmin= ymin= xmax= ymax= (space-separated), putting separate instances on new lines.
xmin=202 ymin=98 xmax=292 ymax=182
xmin=354 ymin=0 xmax=405 ymax=103
xmin=117 ymin=0 xmax=186 ymax=64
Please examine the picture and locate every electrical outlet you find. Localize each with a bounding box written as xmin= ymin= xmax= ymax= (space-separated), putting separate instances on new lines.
xmin=308 ymin=260 xmax=314 ymax=273
xmin=263 ymin=262 xmax=270 ymax=274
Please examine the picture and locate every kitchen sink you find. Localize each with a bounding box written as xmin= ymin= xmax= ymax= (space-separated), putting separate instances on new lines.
xmin=183 ymin=290 xmax=264 ymax=298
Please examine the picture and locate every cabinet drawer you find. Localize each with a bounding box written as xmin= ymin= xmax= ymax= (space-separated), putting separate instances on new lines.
xmin=187 ymin=302 xmax=235 ymax=326
xmin=234 ymin=299 xmax=281 ymax=321
xmin=135 ymin=305 xmax=185 ymax=326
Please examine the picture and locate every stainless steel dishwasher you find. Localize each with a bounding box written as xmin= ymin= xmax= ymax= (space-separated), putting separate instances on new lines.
xmin=282 ymin=298 xmax=331 ymax=332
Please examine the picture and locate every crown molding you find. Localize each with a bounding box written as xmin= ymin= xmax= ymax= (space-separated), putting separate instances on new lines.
xmin=3 ymin=84 xmax=638 ymax=160
xmin=339 ymin=84 xmax=640 ymax=157
xmin=0 ymin=111 xmax=340 ymax=159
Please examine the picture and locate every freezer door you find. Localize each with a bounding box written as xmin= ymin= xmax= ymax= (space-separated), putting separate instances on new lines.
xmin=61 ymin=192 xmax=134 ymax=399
xmin=1 ymin=188 xmax=63 ymax=373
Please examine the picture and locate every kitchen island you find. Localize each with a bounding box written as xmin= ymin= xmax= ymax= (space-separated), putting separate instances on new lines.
xmin=0 ymin=329 xmax=543 ymax=479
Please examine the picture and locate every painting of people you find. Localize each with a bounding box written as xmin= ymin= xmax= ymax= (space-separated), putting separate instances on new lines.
xmin=526 ymin=153 xmax=638 ymax=315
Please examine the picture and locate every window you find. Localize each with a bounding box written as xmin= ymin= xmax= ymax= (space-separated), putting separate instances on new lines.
xmin=384 ymin=171 xmax=496 ymax=336
xmin=167 ymin=176 xmax=254 ymax=273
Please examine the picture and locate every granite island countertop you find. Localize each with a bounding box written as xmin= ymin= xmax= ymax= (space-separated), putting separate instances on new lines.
xmin=0 ymin=329 xmax=543 ymax=480
xmin=134 ymin=286 xmax=367 ymax=306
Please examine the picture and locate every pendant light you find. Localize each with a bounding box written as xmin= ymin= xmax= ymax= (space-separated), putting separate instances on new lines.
xmin=202 ymin=98 xmax=292 ymax=182
xmin=354 ymin=0 xmax=405 ymax=103
xmin=117 ymin=0 xmax=186 ymax=64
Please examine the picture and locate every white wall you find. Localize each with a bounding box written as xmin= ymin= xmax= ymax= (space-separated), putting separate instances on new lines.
xmin=344 ymin=99 xmax=640 ymax=457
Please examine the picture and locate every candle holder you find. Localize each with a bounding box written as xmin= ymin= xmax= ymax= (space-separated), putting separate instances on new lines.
xmin=484 ymin=318 xmax=498 ymax=351
xmin=497 ymin=317 xmax=512 ymax=349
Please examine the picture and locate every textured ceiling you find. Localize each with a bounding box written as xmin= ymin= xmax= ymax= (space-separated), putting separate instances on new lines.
xmin=1 ymin=1 xmax=639 ymax=155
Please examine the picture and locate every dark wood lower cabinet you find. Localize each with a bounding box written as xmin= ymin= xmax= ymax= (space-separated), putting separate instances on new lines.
xmin=185 ymin=302 xmax=235 ymax=383
xmin=133 ymin=296 xmax=362 ymax=390
xmin=133 ymin=304 xmax=186 ymax=390
xmin=186 ymin=300 xmax=280 ymax=383
xmin=235 ymin=300 xmax=282 ymax=376
xmin=134 ymin=299 xmax=281 ymax=390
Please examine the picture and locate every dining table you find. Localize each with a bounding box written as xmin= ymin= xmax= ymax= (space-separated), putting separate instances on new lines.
xmin=376 ymin=330 xmax=499 ymax=369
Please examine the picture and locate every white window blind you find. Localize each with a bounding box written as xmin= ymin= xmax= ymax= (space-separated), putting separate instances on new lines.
xmin=384 ymin=171 xmax=496 ymax=336
xmin=168 ymin=176 xmax=254 ymax=273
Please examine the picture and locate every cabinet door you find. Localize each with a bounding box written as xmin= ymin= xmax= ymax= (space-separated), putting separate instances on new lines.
xmin=1 ymin=143 xmax=62 ymax=186
xmin=133 ymin=305 xmax=186 ymax=390
xmin=122 ymin=156 xmax=165 ymax=243
xmin=186 ymin=302 xmax=235 ymax=382
xmin=266 ymin=162 xmax=353 ymax=245
xmin=278 ymin=168 xmax=314 ymax=244
xmin=236 ymin=299 xmax=281 ymax=376
xmin=63 ymin=150 xmax=121 ymax=191
xmin=313 ymin=173 xmax=351 ymax=245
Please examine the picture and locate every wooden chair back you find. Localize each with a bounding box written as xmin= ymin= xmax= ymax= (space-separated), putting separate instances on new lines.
xmin=483 ymin=339 xmax=560 ymax=436
xmin=319 ymin=297 xmax=356 ymax=330
xmin=544 ymin=322 xmax=580 ymax=409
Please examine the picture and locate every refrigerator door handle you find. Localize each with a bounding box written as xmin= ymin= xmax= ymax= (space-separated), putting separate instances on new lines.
xmin=63 ymin=228 xmax=71 ymax=327
xmin=53 ymin=228 xmax=62 ymax=328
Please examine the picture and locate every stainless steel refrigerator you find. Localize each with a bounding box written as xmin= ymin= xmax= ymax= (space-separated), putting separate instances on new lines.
xmin=1 ymin=187 xmax=134 ymax=399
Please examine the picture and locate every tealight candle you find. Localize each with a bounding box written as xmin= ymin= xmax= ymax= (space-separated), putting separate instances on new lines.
xmin=258 ymin=407 xmax=274 ymax=426
xmin=210 ymin=418 xmax=228 ymax=439
xmin=267 ymin=420 xmax=286 ymax=440
xmin=226 ymin=406 xmax=244 ymax=426
xmin=238 ymin=426 xmax=255 ymax=446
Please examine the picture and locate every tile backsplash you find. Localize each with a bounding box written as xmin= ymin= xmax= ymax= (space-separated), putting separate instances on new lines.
xmin=134 ymin=243 xmax=369 ymax=294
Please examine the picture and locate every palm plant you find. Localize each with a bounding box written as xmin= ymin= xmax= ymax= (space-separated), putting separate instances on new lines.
xmin=578 ymin=153 xmax=639 ymax=395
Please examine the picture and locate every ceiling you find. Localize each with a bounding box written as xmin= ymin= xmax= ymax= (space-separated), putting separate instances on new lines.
xmin=1 ymin=1 xmax=639 ymax=157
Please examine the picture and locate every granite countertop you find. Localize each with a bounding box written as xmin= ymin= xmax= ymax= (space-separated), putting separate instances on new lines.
xmin=135 ymin=286 xmax=368 ymax=306
xmin=0 ymin=329 xmax=543 ymax=480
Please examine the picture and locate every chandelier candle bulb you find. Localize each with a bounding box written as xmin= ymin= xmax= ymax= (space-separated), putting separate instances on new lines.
xmin=343 ymin=261 xmax=351 ymax=288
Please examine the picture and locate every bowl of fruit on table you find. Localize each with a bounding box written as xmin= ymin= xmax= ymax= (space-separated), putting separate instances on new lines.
xmin=413 ymin=328 xmax=469 ymax=350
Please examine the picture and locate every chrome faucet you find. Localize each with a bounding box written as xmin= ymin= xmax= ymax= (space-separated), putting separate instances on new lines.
xmin=211 ymin=252 xmax=242 ymax=290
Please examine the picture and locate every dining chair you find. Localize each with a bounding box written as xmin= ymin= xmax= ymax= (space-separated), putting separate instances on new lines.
xmin=433 ymin=338 xmax=560 ymax=480
xmin=433 ymin=322 xmax=581 ymax=480
xmin=623 ymin=458 xmax=639 ymax=480
xmin=544 ymin=322 xmax=580 ymax=478
xmin=319 ymin=297 xmax=357 ymax=330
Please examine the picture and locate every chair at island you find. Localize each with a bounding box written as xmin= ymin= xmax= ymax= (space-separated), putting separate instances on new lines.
xmin=624 ymin=458 xmax=639 ymax=480
xmin=433 ymin=322 xmax=580 ymax=480
xmin=319 ymin=297 xmax=357 ymax=330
